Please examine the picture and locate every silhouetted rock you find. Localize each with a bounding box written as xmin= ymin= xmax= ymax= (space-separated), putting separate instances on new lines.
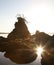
xmin=35 ymin=31 xmax=52 ymax=46
xmin=8 ymin=17 xmax=30 ymax=40
xmin=0 ymin=36 xmax=8 ymax=52
xmin=0 ymin=16 xmax=54 ymax=64
xmin=3 ymin=39 xmax=37 ymax=64
xmin=35 ymin=31 xmax=54 ymax=65
xmin=41 ymin=48 xmax=54 ymax=65
xmin=0 ymin=17 xmax=37 ymax=64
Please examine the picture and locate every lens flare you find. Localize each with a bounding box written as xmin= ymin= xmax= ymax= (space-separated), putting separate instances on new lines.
xmin=36 ymin=46 xmax=43 ymax=56
xmin=34 ymin=45 xmax=45 ymax=56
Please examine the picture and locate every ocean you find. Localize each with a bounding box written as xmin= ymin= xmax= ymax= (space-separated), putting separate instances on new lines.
xmin=0 ymin=52 xmax=41 ymax=65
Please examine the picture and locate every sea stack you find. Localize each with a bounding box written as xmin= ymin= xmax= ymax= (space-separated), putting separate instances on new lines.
xmin=6 ymin=17 xmax=37 ymax=64
xmin=8 ymin=17 xmax=30 ymax=40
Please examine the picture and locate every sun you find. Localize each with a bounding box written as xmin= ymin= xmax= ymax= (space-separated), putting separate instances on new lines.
xmin=34 ymin=45 xmax=44 ymax=56
xmin=36 ymin=46 xmax=43 ymax=56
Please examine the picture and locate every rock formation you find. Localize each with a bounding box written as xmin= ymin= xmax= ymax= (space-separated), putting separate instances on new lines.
xmin=0 ymin=17 xmax=54 ymax=65
xmin=41 ymin=35 xmax=54 ymax=65
xmin=8 ymin=17 xmax=30 ymax=40
xmin=0 ymin=17 xmax=37 ymax=64
xmin=35 ymin=31 xmax=54 ymax=65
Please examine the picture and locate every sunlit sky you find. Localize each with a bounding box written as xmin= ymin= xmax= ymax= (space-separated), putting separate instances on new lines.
xmin=0 ymin=0 xmax=54 ymax=35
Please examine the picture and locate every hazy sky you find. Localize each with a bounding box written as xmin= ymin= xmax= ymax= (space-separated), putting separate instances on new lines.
xmin=0 ymin=0 xmax=54 ymax=35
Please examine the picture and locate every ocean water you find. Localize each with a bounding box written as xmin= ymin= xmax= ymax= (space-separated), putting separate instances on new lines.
xmin=0 ymin=34 xmax=8 ymax=38
xmin=0 ymin=34 xmax=41 ymax=65
xmin=0 ymin=52 xmax=41 ymax=65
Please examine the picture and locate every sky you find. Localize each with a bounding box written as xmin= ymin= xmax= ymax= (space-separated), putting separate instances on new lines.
xmin=0 ymin=0 xmax=54 ymax=35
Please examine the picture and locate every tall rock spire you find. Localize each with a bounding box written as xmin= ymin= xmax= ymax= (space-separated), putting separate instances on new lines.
xmin=8 ymin=17 xmax=30 ymax=40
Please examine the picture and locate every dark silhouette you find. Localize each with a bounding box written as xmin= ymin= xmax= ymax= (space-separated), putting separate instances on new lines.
xmin=35 ymin=31 xmax=51 ymax=46
xmin=8 ymin=17 xmax=30 ymax=40
xmin=0 ymin=17 xmax=54 ymax=65
xmin=35 ymin=31 xmax=54 ymax=65
xmin=0 ymin=17 xmax=37 ymax=64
